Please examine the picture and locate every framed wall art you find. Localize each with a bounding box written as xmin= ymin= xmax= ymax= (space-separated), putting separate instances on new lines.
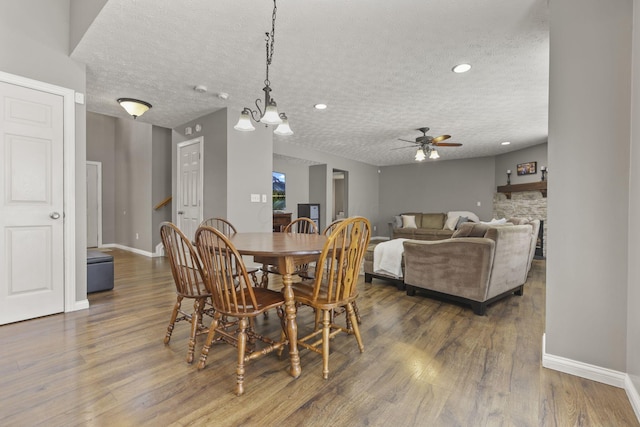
xmin=516 ymin=161 xmax=537 ymax=176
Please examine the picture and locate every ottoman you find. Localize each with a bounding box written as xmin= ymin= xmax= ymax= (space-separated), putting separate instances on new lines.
xmin=87 ymin=250 xmax=114 ymax=293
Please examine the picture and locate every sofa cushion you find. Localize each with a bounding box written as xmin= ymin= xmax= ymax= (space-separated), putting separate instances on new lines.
xmin=420 ymin=213 xmax=446 ymax=229
xmin=401 ymin=215 xmax=417 ymax=228
xmin=455 ymin=216 xmax=470 ymax=229
xmin=393 ymin=215 xmax=403 ymax=228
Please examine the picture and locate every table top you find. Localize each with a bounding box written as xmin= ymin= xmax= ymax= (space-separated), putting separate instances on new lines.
xmin=229 ymin=232 xmax=326 ymax=257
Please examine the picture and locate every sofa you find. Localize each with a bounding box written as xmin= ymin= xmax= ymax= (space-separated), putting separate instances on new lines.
xmin=402 ymin=223 xmax=533 ymax=315
xmin=391 ymin=212 xmax=454 ymax=241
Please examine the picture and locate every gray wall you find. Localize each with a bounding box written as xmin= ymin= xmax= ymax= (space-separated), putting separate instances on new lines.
xmin=226 ymin=110 xmax=273 ymax=232
xmin=379 ymin=157 xmax=496 ymax=234
xmin=151 ymin=126 xmax=172 ymax=248
xmin=173 ymin=109 xmax=228 ymax=222
xmin=115 ymin=119 xmax=153 ymax=251
xmin=86 ymin=112 xmax=116 ymax=243
xmin=309 ymin=165 xmax=328 ymax=230
xmin=172 ymin=108 xmax=273 ymax=233
xmin=272 ymin=157 xmax=311 ymax=217
xmin=274 ymin=140 xmax=380 ymax=234
xmin=495 ymin=143 xmax=548 ymax=186
xmin=1 ymin=0 xmax=88 ymax=302
xmin=629 ymin=0 xmax=640 ymax=398
xmin=69 ymin=0 xmax=108 ymax=52
xmin=547 ymin=0 xmax=630 ymax=372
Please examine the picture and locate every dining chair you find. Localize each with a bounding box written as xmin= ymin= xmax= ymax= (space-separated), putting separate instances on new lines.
xmin=199 ymin=217 xmax=261 ymax=287
xmin=160 ymin=222 xmax=212 ymax=364
xmin=283 ymin=217 xmax=319 ymax=234
xmin=195 ymin=225 xmax=288 ymax=396
xmin=290 ymin=216 xmax=371 ymax=379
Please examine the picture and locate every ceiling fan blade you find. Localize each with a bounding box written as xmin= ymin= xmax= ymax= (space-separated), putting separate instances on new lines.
xmin=397 ymin=138 xmax=418 ymax=144
xmin=432 ymin=142 xmax=462 ymax=147
xmin=430 ymin=134 xmax=451 ymax=144
xmin=392 ymin=146 xmax=420 ymax=150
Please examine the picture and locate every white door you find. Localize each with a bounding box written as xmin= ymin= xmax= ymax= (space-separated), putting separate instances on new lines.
xmin=0 ymin=81 xmax=65 ymax=325
xmin=86 ymin=161 xmax=102 ymax=248
xmin=176 ymin=137 xmax=203 ymax=239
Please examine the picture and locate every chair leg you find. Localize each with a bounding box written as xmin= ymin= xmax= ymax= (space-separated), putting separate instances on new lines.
xmin=198 ymin=313 xmax=221 ymax=370
xmin=347 ymin=303 xmax=364 ymax=353
xmin=187 ymin=298 xmax=203 ymax=364
xmin=260 ymin=266 xmax=270 ymax=288
xmin=236 ymin=317 xmax=249 ymax=396
xmin=352 ymin=300 xmax=362 ymax=325
xmin=164 ymin=296 xmax=182 ymax=344
xmin=322 ymin=309 xmax=331 ymax=380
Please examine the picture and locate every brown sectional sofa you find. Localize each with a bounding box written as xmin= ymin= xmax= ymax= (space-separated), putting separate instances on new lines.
xmin=391 ymin=212 xmax=454 ymax=241
xmin=402 ymin=222 xmax=535 ymax=315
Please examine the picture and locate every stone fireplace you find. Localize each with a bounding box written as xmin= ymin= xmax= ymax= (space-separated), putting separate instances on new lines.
xmin=493 ymin=190 xmax=547 ymax=258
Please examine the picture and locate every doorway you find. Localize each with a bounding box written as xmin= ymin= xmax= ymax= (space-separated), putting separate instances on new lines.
xmin=332 ymin=169 xmax=348 ymax=221
xmin=176 ymin=137 xmax=204 ymax=239
xmin=86 ymin=161 xmax=102 ymax=248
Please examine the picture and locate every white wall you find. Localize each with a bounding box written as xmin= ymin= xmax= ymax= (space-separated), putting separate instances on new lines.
xmin=547 ymin=0 xmax=631 ymax=372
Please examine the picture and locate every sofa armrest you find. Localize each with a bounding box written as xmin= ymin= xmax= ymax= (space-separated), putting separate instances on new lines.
xmin=403 ymin=238 xmax=495 ymax=302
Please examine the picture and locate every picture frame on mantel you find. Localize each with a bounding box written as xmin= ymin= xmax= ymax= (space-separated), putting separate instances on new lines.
xmin=516 ymin=161 xmax=537 ymax=176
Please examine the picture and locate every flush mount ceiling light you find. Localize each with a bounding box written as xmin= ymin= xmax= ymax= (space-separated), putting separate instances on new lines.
xmin=501 ymin=141 xmax=511 ymax=145
xmin=314 ymin=103 xmax=327 ymax=110
xmin=452 ymin=63 xmax=472 ymax=73
xmin=234 ymin=0 xmax=293 ymax=135
xmin=117 ymin=98 xmax=152 ymax=119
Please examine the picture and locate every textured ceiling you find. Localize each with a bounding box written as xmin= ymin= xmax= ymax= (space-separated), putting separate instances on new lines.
xmin=71 ymin=0 xmax=549 ymax=166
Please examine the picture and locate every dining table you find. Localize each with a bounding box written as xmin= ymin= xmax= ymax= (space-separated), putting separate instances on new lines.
xmin=228 ymin=231 xmax=327 ymax=378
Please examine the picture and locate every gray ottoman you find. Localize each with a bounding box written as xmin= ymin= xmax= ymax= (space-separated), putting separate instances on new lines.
xmin=87 ymin=250 xmax=114 ymax=293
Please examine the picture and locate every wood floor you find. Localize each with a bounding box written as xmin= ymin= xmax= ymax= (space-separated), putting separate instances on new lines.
xmin=0 ymin=249 xmax=638 ymax=427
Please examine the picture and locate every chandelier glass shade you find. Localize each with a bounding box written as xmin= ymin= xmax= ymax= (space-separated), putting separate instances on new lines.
xmin=234 ymin=0 xmax=292 ymax=135
xmin=117 ymin=98 xmax=152 ymax=119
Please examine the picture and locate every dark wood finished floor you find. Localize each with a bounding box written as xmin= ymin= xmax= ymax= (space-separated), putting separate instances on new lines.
xmin=0 ymin=249 xmax=637 ymax=426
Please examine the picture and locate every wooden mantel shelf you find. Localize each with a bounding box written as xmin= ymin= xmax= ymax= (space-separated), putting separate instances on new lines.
xmin=497 ymin=181 xmax=547 ymax=199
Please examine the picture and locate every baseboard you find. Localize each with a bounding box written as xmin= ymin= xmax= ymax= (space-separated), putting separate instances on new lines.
xmin=67 ymin=299 xmax=90 ymax=312
xmin=101 ymin=243 xmax=162 ymax=258
xmin=626 ymin=375 xmax=640 ymax=422
xmin=542 ymin=334 xmax=640 ymax=423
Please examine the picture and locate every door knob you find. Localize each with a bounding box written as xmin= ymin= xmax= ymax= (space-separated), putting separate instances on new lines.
xmin=50 ymin=212 xmax=61 ymax=219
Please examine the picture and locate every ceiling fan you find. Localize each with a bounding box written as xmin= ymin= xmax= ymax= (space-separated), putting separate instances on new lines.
xmin=394 ymin=127 xmax=462 ymax=160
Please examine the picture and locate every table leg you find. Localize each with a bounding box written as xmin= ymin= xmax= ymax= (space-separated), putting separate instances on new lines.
xmin=280 ymin=256 xmax=301 ymax=378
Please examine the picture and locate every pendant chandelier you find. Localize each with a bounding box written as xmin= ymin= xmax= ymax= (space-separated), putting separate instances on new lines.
xmin=234 ymin=0 xmax=293 ymax=135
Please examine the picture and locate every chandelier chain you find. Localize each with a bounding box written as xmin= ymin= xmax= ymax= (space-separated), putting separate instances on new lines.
xmin=265 ymin=0 xmax=277 ymax=85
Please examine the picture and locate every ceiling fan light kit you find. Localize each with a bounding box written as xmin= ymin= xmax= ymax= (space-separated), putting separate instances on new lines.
xmin=395 ymin=126 xmax=462 ymax=161
xmin=234 ymin=0 xmax=293 ymax=135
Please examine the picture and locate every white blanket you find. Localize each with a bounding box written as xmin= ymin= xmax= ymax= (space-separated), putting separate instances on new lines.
xmin=373 ymin=238 xmax=408 ymax=278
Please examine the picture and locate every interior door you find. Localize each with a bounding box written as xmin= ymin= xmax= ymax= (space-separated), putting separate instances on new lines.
xmin=0 ymin=81 xmax=65 ymax=325
xmin=176 ymin=137 xmax=203 ymax=239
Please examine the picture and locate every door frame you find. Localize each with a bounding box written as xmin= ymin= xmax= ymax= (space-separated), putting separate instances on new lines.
xmin=176 ymin=137 xmax=204 ymax=229
xmin=86 ymin=161 xmax=102 ymax=248
xmin=0 ymin=71 xmax=79 ymax=313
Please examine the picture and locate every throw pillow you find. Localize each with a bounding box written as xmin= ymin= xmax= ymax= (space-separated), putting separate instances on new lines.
xmin=480 ymin=218 xmax=508 ymax=225
xmin=393 ymin=215 xmax=403 ymax=228
xmin=455 ymin=216 xmax=469 ymax=230
xmin=444 ymin=211 xmax=481 ymax=230
xmin=401 ymin=215 xmax=417 ymax=229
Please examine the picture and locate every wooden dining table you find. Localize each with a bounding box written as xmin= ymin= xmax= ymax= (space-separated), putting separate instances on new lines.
xmin=228 ymin=231 xmax=327 ymax=378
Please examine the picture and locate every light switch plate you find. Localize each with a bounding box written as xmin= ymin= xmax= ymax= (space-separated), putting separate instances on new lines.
xmin=250 ymin=194 xmax=260 ymax=203
xmin=261 ymin=194 xmax=267 ymax=203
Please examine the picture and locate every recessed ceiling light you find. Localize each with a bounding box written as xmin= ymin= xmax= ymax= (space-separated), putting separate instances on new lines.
xmin=314 ymin=103 xmax=327 ymax=110
xmin=501 ymin=141 xmax=511 ymax=145
xmin=452 ymin=63 xmax=472 ymax=73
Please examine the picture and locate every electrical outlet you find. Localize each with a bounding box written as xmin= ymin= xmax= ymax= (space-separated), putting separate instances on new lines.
xmin=477 ymin=201 xmax=481 ymax=207
xmin=135 ymin=233 xmax=139 ymax=240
